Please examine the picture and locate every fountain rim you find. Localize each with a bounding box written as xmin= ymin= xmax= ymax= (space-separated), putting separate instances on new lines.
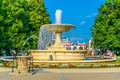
xmin=42 ymin=24 xmax=75 ymax=28
xmin=0 ymin=55 xmax=116 ymax=62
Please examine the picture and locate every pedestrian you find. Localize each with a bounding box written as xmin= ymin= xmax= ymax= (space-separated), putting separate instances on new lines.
xmin=11 ymin=50 xmax=17 ymax=57
xmin=17 ymin=51 xmax=23 ymax=56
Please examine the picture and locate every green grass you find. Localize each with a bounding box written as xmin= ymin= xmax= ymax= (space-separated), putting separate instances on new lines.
xmin=116 ymin=57 xmax=120 ymax=62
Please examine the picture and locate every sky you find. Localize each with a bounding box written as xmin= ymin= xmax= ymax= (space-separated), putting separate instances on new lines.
xmin=44 ymin=0 xmax=106 ymax=43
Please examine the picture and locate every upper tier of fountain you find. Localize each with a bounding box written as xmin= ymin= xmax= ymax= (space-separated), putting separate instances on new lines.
xmin=42 ymin=24 xmax=75 ymax=51
xmin=42 ymin=24 xmax=75 ymax=33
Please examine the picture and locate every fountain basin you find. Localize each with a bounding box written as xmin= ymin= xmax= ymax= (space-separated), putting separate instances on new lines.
xmin=0 ymin=56 xmax=14 ymax=61
xmin=30 ymin=50 xmax=86 ymax=61
xmin=42 ymin=24 xmax=75 ymax=33
xmin=0 ymin=55 xmax=116 ymax=68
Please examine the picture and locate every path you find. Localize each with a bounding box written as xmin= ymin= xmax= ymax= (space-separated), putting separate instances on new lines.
xmin=0 ymin=68 xmax=120 ymax=80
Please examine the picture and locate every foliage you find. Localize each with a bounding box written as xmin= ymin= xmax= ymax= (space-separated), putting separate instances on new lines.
xmin=0 ymin=0 xmax=50 ymax=55
xmin=79 ymin=46 xmax=83 ymax=50
xmin=92 ymin=0 xmax=120 ymax=54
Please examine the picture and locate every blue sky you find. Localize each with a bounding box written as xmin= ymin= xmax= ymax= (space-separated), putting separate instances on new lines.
xmin=44 ymin=0 xmax=105 ymax=43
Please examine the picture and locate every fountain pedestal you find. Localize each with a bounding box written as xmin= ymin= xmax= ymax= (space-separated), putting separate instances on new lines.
xmin=48 ymin=32 xmax=66 ymax=50
xmin=10 ymin=56 xmax=33 ymax=76
xmin=43 ymin=24 xmax=74 ymax=51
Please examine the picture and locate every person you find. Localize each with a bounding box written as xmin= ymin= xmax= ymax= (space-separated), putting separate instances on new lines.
xmin=24 ymin=51 xmax=29 ymax=55
xmin=110 ymin=51 xmax=115 ymax=57
xmin=17 ymin=51 xmax=23 ymax=56
xmin=106 ymin=49 xmax=110 ymax=56
xmin=11 ymin=50 xmax=17 ymax=57
xmin=97 ymin=49 xmax=100 ymax=55
xmin=99 ymin=50 xmax=104 ymax=58
xmin=94 ymin=48 xmax=98 ymax=55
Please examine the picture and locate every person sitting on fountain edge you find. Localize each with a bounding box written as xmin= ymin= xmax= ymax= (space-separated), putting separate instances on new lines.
xmin=11 ymin=50 xmax=17 ymax=57
xmin=17 ymin=51 xmax=23 ymax=56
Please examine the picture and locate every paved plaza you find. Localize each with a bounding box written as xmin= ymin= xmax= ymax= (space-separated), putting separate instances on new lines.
xmin=0 ymin=68 xmax=120 ymax=80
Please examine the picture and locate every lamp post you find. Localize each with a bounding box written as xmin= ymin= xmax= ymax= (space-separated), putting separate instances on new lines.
xmin=12 ymin=56 xmax=14 ymax=72
xmin=12 ymin=55 xmax=16 ymax=72
xmin=11 ymin=50 xmax=17 ymax=72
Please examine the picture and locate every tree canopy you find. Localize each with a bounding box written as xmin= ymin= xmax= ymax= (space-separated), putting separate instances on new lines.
xmin=92 ymin=0 xmax=120 ymax=53
xmin=0 ymin=0 xmax=50 ymax=55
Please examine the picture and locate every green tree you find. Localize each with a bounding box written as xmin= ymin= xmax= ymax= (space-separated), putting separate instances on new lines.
xmin=0 ymin=0 xmax=50 ymax=55
xmin=0 ymin=0 xmax=9 ymax=54
xmin=92 ymin=0 xmax=120 ymax=54
xmin=25 ymin=0 xmax=50 ymax=50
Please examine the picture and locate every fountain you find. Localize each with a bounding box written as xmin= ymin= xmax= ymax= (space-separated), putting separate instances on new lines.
xmin=0 ymin=9 xmax=116 ymax=67
xmin=43 ymin=24 xmax=74 ymax=50
xmin=30 ymin=9 xmax=117 ymax=63
xmin=30 ymin=9 xmax=86 ymax=61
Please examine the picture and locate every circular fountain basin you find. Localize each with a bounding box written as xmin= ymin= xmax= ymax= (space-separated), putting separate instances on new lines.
xmin=0 ymin=55 xmax=116 ymax=67
xmin=30 ymin=50 xmax=116 ymax=64
xmin=42 ymin=24 xmax=75 ymax=33
xmin=0 ymin=56 xmax=14 ymax=61
xmin=0 ymin=56 xmax=116 ymax=62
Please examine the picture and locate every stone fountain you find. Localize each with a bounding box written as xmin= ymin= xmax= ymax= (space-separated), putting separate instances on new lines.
xmin=0 ymin=10 xmax=116 ymax=69
xmin=30 ymin=9 xmax=87 ymax=61
xmin=0 ymin=9 xmax=116 ymax=67
xmin=43 ymin=24 xmax=74 ymax=50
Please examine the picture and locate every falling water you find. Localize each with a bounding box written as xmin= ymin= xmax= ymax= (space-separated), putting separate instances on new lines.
xmin=37 ymin=26 xmax=54 ymax=50
xmin=20 ymin=36 xmax=38 ymax=51
xmin=37 ymin=9 xmax=62 ymax=49
xmin=55 ymin=9 xmax=62 ymax=24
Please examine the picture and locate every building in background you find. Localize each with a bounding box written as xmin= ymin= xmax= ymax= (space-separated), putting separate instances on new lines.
xmin=61 ymin=36 xmax=86 ymax=50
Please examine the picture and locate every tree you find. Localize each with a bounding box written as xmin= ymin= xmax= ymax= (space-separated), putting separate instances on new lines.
xmin=25 ymin=0 xmax=50 ymax=50
xmin=92 ymin=0 xmax=120 ymax=54
xmin=0 ymin=0 xmax=9 ymax=55
xmin=0 ymin=0 xmax=50 ymax=55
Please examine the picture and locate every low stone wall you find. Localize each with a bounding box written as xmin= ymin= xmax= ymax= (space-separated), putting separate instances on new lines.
xmin=32 ymin=62 xmax=120 ymax=68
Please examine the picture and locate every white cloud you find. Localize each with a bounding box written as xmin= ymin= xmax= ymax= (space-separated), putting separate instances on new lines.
xmin=86 ymin=15 xmax=91 ymax=18
xmin=92 ymin=13 xmax=97 ymax=16
xmin=71 ymin=38 xmax=84 ymax=41
xmin=80 ymin=21 xmax=86 ymax=25
xmin=86 ymin=12 xmax=97 ymax=18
